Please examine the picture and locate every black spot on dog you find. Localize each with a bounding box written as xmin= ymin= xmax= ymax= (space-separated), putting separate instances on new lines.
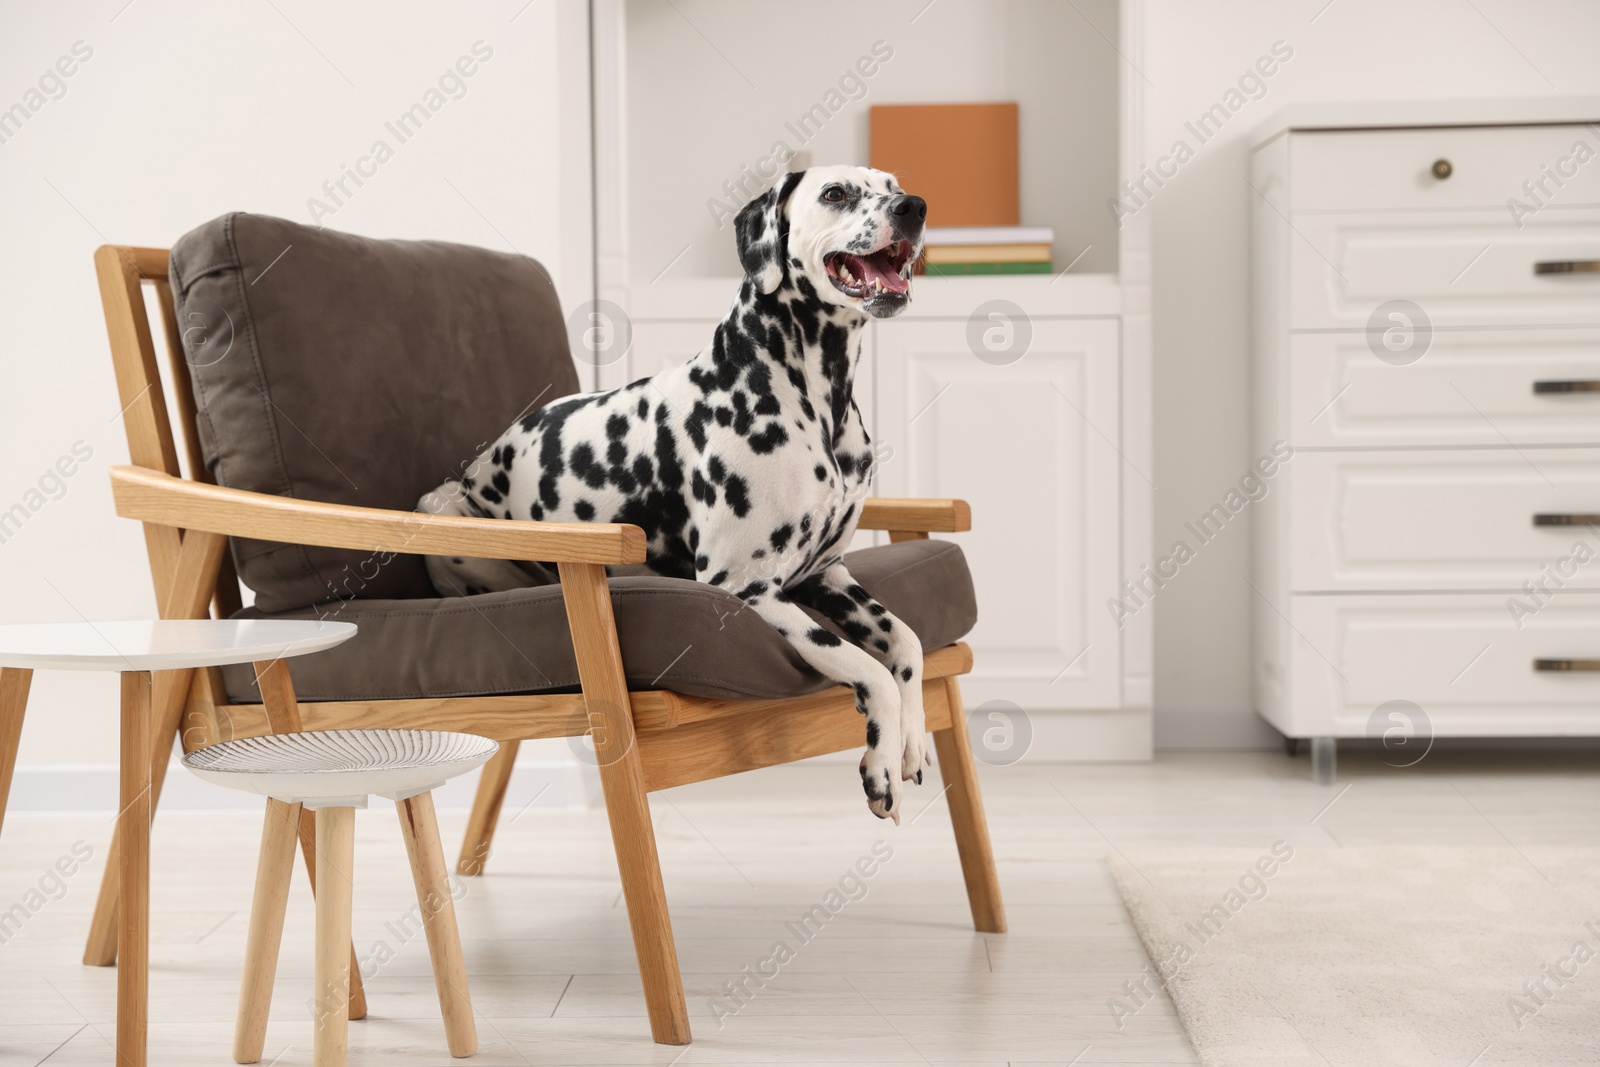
xmin=574 ymin=500 xmax=595 ymax=520
xmin=901 ymin=666 xmax=913 ymax=682
xmin=769 ymin=524 xmax=794 ymax=552
xmin=749 ymin=422 xmax=788 ymax=453
xmin=724 ymin=474 xmax=751 ymax=517
xmin=865 ymin=720 xmax=880 ymax=748
xmin=569 ymin=443 xmax=608 ymax=490
xmin=492 ymin=470 xmax=510 ymax=495
xmin=814 ymin=464 xmax=827 ymax=481
xmin=807 ymin=627 xmax=842 ymax=647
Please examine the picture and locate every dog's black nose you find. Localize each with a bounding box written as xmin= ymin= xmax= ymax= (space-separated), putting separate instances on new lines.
xmin=889 ymin=195 xmax=927 ymax=223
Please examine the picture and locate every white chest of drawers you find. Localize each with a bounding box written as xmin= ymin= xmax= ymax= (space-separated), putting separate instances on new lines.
xmin=1249 ymin=101 xmax=1600 ymax=776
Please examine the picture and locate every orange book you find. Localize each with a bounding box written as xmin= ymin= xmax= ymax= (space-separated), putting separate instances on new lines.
xmin=869 ymin=103 xmax=1019 ymax=228
xmin=924 ymin=243 xmax=1051 ymax=264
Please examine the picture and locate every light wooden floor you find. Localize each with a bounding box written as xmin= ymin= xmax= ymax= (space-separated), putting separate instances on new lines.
xmin=3 ymin=745 xmax=1598 ymax=1065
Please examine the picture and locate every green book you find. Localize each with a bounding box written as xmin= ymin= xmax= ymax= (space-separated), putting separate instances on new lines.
xmin=924 ymin=260 xmax=1054 ymax=276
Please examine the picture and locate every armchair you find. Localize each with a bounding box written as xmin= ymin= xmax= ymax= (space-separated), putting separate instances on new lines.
xmin=85 ymin=215 xmax=1004 ymax=1047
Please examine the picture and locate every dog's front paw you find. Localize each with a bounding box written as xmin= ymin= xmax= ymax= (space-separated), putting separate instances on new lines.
xmin=860 ymin=751 xmax=903 ymax=824
xmin=901 ymin=729 xmax=929 ymax=785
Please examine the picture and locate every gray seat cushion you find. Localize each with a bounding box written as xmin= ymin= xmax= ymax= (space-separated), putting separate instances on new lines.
xmin=170 ymin=212 xmax=577 ymax=613
xmin=223 ymin=539 xmax=977 ymax=702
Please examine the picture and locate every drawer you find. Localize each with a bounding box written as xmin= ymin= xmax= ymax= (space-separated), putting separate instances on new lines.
xmin=1282 ymin=593 xmax=1600 ymax=738
xmin=1289 ymin=449 xmax=1600 ymax=592
xmin=1290 ymin=125 xmax=1600 ymax=213
xmin=1289 ymin=328 xmax=1600 ymax=448
xmin=1290 ymin=209 xmax=1600 ymax=329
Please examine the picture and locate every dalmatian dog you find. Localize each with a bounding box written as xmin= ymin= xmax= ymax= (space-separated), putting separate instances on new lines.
xmin=420 ymin=165 xmax=928 ymax=821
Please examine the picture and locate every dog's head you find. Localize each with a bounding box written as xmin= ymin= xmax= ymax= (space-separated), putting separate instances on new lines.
xmin=734 ymin=165 xmax=925 ymax=320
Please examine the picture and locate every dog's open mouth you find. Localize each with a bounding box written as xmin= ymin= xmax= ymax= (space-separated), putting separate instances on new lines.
xmin=825 ymin=240 xmax=914 ymax=300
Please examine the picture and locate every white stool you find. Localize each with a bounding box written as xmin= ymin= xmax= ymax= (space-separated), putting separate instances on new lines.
xmin=184 ymin=728 xmax=498 ymax=1066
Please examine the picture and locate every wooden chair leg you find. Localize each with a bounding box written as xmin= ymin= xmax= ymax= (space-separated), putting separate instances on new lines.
xmin=296 ymin=808 xmax=368 ymax=1020
xmin=312 ymin=806 xmax=355 ymax=1067
xmin=397 ymin=792 xmax=478 ymax=1057
xmin=558 ymin=560 xmax=690 ymax=1046
xmin=233 ymin=799 xmax=301 ymax=1064
xmin=0 ymin=667 xmax=32 ymax=840
xmin=456 ymin=738 xmax=518 ymax=876
xmin=597 ymin=742 xmax=690 ymax=1045
xmin=931 ymin=677 xmax=1007 ymax=934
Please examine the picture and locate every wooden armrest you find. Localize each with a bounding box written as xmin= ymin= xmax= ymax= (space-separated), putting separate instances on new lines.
xmin=110 ymin=466 xmax=647 ymax=565
xmin=857 ymin=498 xmax=971 ymax=534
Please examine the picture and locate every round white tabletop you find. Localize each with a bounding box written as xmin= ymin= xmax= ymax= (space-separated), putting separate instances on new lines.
xmin=0 ymin=619 xmax=357 ymax=672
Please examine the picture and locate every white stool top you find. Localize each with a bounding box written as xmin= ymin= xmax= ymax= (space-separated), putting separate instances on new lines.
xmin=183 ymin=728 xmax=499 ymax=808
xmin=0 ymin=619 xmax=355 ymax=672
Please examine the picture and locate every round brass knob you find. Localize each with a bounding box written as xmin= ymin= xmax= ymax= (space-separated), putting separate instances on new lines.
xmin=1431 ymin=158 xmax=1453 ymax=180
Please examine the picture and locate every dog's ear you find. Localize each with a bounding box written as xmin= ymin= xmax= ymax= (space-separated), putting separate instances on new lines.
xmin=734 ymin=170 xmax=804 ymax=295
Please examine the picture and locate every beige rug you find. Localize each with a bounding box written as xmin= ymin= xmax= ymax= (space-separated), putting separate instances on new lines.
xmin=1109 ymin=846 xmax=1600 ymax=1067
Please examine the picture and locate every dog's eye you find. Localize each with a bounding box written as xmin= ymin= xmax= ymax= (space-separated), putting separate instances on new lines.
xmin=821 ymin=185 xmax=847 ymax=203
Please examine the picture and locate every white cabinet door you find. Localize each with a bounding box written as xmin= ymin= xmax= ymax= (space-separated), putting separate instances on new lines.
xmin=874 ymin=317 xmax=1122 ymax=710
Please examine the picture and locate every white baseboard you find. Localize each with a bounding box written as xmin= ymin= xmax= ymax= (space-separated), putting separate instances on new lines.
xmin=4 ymin=759 xmax=601 ymax=814
xmin=802 ymin=707 xmax=1154 ymax=764
xmin=1154 ymin=707 xmax=1284 ymax=750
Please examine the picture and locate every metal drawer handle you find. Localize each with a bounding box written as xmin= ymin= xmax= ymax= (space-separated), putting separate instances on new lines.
xmin=1533 ymin=514 xmax=1600 ymax=526
xmin=1534 ymin=260 xmax=1600 ymax=275
xmin=1534 ymin=658 xmax=1600 ymax=672
xmin=1533 ymin=380 xmax=1600 ymax=393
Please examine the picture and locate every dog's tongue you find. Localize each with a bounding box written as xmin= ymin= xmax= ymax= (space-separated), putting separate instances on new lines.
xmin=855 ymin=251 xmax=910 ymax=293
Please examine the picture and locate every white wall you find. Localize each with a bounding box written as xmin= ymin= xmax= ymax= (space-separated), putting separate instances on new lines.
xmin=623 ymin=0 xmax=1120 ymax=281
xmin=0 ymin=1 xmax=590 ymax=786
xmin=1141 ymin=0 xmax=1600 ymax=747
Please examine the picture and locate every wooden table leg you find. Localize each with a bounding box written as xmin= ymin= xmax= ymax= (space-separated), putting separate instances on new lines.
xmin=118 ymin=670 xmax=153 ymax=1067
xmin=312 ymin=806 xmax=355 ymax=1067
xmin=0 ymin=667 xmax=32 ymax=840
xmin=85 ymin=667 xmax=195 ymax=967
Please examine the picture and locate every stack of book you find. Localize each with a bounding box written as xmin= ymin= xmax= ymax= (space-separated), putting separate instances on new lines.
xmin=920 ymin=226 xmax=1054 ymax=277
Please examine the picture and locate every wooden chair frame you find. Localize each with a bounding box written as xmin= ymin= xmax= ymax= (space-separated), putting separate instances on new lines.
xmin=85 ymin=244 xmax=1006 ymax=1046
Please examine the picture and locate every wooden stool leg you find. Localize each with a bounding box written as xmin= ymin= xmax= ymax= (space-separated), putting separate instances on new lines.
xmin=312 ymin=806 xmax=355 ymax=1067
xmin=296 ymin=809 xmax=368 ymax=1020
xmin=931 ymin=677 xmax=1006 ymax=933
xmin=233 ymin=799 xmax=302 ymax=1064
xmin=397 ymin=792 xmax=478 ymax=1057
xmin=117 ymin=671 xmax=153 ymax=1067
xmin=0 ymin=667 xmax=32 ymax=839
xmin=456 ymin=738 xmax=518 ymax=876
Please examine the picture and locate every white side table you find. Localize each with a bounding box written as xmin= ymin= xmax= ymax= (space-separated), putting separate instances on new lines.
xmin=0 ymin=619 xmax=355 ymax=1067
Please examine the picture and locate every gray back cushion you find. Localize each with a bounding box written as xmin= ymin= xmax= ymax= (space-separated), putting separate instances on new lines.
xmin=169 ymin=212 xmax=578 ymax=613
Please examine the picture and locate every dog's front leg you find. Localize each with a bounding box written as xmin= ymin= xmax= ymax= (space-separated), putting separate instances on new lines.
xmin=732 ymin=582 xmax=905 ymax=822
xmin=788 ymin=564 xmax=928 ymax=785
